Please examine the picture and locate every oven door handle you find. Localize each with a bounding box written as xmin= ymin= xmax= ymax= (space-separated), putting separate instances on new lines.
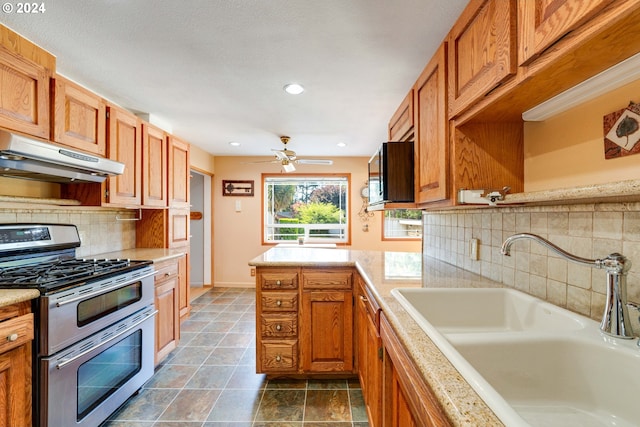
xmin=56 ymin=309 xmax=158 ymax=370
xmin=55 ymin=270 xmax=156 ymax=307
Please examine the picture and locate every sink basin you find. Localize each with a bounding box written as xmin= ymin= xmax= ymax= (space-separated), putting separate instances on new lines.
xmin=391 ymin=287 xmax=640 ymax=426
xmin=452 ymin=335 xmax=640 ymax=427
xmin=392 ymin=288 xmax=585 ymax=334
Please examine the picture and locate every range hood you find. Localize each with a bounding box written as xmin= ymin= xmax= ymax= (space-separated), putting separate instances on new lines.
xmin=0 ymin=130 xmax=124 ymax=183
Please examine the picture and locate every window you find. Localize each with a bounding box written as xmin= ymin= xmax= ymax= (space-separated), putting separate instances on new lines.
xmin=383 ymin=209 xmax=422 ymax=240
xmin=263 ymin=174 xmax=350 ymax=244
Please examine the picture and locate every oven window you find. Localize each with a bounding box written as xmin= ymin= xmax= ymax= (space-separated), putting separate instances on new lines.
xmin=77 ymin=282 xmax=142 ymax=326
xmin=77 ymin=330 xmax=142 ymax=420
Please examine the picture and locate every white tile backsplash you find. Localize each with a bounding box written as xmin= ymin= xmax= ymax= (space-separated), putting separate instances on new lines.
xmin=423 ymin=202 xmax=640 ymax=321
xmin=1 ymin=207 xmax=137 ymax=256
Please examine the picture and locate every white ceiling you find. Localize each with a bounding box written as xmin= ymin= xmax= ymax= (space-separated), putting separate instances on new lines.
xmin=2 ymin=0 xmax=467 ymax=158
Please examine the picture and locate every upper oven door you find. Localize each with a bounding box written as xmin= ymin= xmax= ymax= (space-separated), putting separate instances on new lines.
xmin=39 ymin=266 xmax=155 ymax=355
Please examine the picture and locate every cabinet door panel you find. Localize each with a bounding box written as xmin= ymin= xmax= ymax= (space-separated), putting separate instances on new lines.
xmin=518 ymin=0 xmax=615 ymax=65
xmin=155 ymin=277 xmax=179 ymax=365
xmin=0 ymin=48 xmax=50 ymax=138
xmin=448 ymin=0 xmax=516 ymax=118
xmin=389 ymin=89 xmax=414 ymax=141
xmin=301 ymin=290 xmax=353 ymax=373
xmin=106 ymin=106 xmax=142 ymax=206
xmin=52 ymin=76 xmax=106 ymax=155
xmin=168 ymin=136 xmax=190 ymax=208
xmin=414 ymin=43 xmax=448 ymax=205
xmin=142 ymin=123 xmax=168 ymax=207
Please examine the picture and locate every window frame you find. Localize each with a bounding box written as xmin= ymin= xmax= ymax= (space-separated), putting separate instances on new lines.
xmin=262 ymin=173 xmax=352 ymax=245
xmin=381 ymin=208 xmax=423 ymax=241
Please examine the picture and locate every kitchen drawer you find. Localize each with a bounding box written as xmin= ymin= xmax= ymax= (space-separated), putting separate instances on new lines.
xmin=0 ymin=313 xmax=34 ymax=354
xmin=302 ymin=269 xmax=353 ymax=290
xmin=261 ymin=340 xmax=298 ymax=371
xmin=261 ymin=313 xmax=297 ymax=338
xmin=260 ymin=270 xmax=298 ymax=290
xmin=154 ymin=261 xmax=179 ymax=284
xmin=261 ymin=291 xmax=298 ymax=312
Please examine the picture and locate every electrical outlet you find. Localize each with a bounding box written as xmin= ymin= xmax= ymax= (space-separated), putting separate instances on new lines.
xmin=469 ymin=238 xmax=479 ymax=260
xmin=250 ymin=268 xmax=256 ymax=277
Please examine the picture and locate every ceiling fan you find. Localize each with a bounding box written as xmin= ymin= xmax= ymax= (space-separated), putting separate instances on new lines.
xmin=253 ymin=136 xmax=334 ymax=172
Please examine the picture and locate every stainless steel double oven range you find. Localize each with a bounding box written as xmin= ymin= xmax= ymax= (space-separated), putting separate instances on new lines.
xmin=0 ymin=223 xmax=156 ymax=427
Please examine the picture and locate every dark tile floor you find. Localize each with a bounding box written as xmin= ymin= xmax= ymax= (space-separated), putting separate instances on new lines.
xmin=103 ymin=287 xmax=369 ymax=427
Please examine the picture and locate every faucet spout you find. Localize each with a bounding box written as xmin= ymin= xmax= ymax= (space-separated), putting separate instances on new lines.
xmin=501 ymin=233 xmax=634 ymax=339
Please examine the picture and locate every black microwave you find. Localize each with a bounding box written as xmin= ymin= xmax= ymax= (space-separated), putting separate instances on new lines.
xmin=368 ymin=141 xmax=414 ymax=209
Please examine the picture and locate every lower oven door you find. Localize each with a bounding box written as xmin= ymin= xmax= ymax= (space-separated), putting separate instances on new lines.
xmin=40 ymin=305 xmax=156 ymax=427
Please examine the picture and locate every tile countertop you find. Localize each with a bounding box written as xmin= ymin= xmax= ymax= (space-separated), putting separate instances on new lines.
xmin=249 ymin=247 xmax=505 ymax=426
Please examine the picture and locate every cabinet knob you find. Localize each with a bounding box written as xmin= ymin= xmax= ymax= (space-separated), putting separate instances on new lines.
xmin=276 ymin=324 xmax=282 ymax=331
xmin=360 ymin=295 xmax=368 ymax=302
xmin=275 ymin=355 xmax=282 ymax=362
xmin=276 ymin=280 xmax=282 ymax=286
xmin=7 ymin=333 xmax=18 ymax=342
xmin=276 ymin=300 xmax=282 ymax=307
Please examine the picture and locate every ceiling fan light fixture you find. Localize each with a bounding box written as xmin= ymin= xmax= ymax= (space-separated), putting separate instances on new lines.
xmin=282 ymin=160 xmax=296 ymax=172
xmin=283 ymin=83 xmax=305 ymax=95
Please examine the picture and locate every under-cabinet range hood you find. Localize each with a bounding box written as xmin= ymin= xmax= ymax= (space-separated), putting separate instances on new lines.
xmin=0 ymin=130 xmax=124 ymax=183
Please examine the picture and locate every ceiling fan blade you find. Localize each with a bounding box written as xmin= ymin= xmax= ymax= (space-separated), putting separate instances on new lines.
xmin=272 ymin=149 xmax=289 ymax=160
xmin=296 ymin=159 xmax=333 ymax=165
xmin=242 ymin=159 xmax=280 ymax=164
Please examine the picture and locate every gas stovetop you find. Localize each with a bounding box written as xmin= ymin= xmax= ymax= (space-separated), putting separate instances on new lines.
xmin=0 ymin=257 xmax=152 ymax=292
xmin=0 ymin=223 xmax=151 ymax=293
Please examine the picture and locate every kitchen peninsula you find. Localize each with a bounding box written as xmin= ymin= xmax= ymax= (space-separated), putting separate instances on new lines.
xmin=249 ymin=247 xmax=504 ymax=426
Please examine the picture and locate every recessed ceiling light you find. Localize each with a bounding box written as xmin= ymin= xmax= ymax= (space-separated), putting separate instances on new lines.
xmin=283 ymin=83 xmax=305 ymax=95
xmin=228 ymin=141 xmax=241 ymax=147
xmin=337 ymin=142 xmax=347 ymax=148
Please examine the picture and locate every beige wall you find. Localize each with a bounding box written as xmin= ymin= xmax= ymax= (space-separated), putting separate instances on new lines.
xmin=190 ymin=144 xmax=215 ymax=174
xmin=524 ymin=78 xmax=640 ymax=192
xmin=212 ymin=156 xmax=421 ymax=287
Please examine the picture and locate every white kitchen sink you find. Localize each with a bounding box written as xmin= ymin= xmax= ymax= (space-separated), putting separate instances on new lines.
xmin=391 ymin=287 xmax=640 ymax=427
xmin=392 ymin=287 xmax=585 ymax=334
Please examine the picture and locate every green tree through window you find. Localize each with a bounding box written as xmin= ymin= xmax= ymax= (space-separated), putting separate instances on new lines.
xmin=263 ymin=175 xmax=350 ymax=244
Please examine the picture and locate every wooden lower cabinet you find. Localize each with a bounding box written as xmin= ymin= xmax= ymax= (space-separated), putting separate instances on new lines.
xmin=381 ymin=313 xmax=451 ymax=427
xmin=255 ymin=267 xmax=354 ymax=375
xmin=0 ymin=301 xmax=34 ymax=427
xmin=154 ymin=258 xmax=181 ymax=365
xmin=256 ymin=268 xmax=300 ymax=374
xmin=356 ymin=276 xmax=382 ymax=427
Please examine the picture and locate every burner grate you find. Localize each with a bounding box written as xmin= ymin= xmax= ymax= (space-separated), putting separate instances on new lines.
xmin=0 ymin=258 xmax=133 ymax=287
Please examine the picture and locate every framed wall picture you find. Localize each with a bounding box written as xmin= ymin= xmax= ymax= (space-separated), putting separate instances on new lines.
xmin=222 ymin=180 xmax=254 ymax=196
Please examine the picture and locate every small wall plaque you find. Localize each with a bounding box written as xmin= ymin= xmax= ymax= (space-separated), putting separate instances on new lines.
xmin=604 ymin=101 xmax=640 ymax=159
xmin=222 ymin=180 xmax=254 ymax=196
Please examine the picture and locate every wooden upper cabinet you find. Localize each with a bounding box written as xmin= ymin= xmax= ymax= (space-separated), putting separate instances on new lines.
xmin=168 ymin=136 xmax=190 ymax=208
xmin=106 ymin=105 xmax=142 ymax=206
xmin=448 ymin=0 xmax=517 ymax=119
xmin=414 ymin=43 xmax=449 ymax=205
xmin=388 ymin=90 xmax=414 ymax=142
xmin=518 ymin=0 xmax=615 ymax=65
xmin=142 ymin=123 xmax=168 ymax=207
xmin=51 ymin=75 xmax=106 ymax=156
xmin=0 ymin=46 xmax=50 ymax=139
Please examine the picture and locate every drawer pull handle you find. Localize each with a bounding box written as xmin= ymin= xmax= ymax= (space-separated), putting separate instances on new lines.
xmin=7 ymin=333 xmax=18 ymax=342
xmin=276 ymin=324 xmax=282 ymax=331
xmin=275 ymin=355 xmax=282 ymax=362
xmin=276 ymin=300 xmax=282 ymax=307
